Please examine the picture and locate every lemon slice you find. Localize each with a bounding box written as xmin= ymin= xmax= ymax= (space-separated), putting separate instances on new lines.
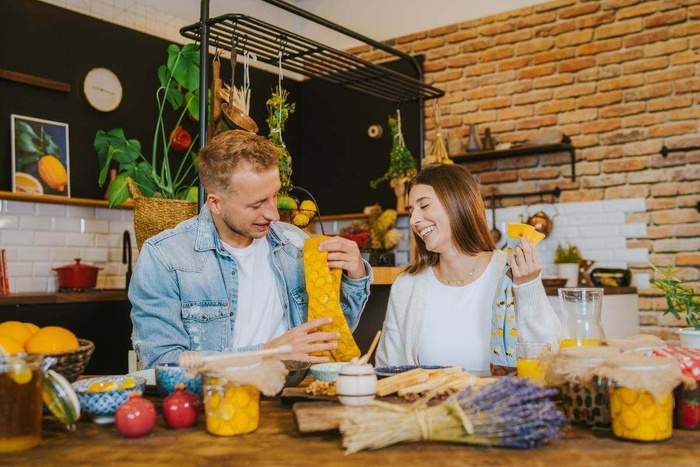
xmin=14 ymin=172 xmax=44 ymax=195
xmin=8 ymin=367 xmax=33 ymax=385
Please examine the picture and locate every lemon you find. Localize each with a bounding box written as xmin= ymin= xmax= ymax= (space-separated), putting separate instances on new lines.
xmin=25 ymin=326 xmax=79 ymax=354
xmin=0 ymin=321 xmax=33 ymax=347
xmin=293 ymin=213 xmax=310 ymax=227
xmin=0 ymin=335 xmax=25 ymax=355
xmin=24 ymin=323 xmax=40 ymax=336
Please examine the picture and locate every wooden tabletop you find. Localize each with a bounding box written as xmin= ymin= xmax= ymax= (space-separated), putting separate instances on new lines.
xmin=6 ymin=397 xmax=699 ymax=466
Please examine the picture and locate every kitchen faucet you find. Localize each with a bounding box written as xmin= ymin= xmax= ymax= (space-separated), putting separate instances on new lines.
xmin=123 ymin=230 xmax=132 ymax=289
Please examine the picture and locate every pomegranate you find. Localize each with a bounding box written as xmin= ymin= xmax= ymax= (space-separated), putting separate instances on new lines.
xmin=115 ymin=394 xmax=156 ymax=438
xmin=163 ymin=386 xmax=199 ymax=429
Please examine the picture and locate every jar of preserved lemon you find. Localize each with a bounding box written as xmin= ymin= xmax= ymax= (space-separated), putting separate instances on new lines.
xmin=203 ymin=375 xmax=260 ymax=436
xmin=595 ymin=354 xmax=695 ymax=442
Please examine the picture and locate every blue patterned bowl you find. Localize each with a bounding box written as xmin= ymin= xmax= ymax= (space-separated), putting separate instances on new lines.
xmin=309 ymin=362 xmax=346 ymax=382
xmin=155 ymin=363 xmax=203 ymax=399
xmin=72 ymin=375 xmax=146 ymax=421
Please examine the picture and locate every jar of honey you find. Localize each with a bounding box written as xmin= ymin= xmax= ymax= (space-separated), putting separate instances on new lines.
xmin=594 ymin=354 xmax=694 ymax=442
xmin=203 ymin=375 xmax=260 ymax=436
xmin=0 ymin=354 xmax=45 ymax=452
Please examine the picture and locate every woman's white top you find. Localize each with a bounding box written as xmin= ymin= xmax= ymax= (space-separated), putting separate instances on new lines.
xmin=417 ymin=254 xmax=501 ymax=372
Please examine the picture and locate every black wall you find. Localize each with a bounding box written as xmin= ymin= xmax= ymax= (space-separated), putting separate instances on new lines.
xmin=1 ymin=0 xmax=419 ymax=216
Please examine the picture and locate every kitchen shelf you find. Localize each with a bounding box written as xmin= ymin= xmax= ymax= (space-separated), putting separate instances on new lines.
xmin=0 ymin=290 xmax=128 ymax=306
xmin=452 ymin=143 xmax=577 ymax=180
xmin=180 ymin=14 xmax=444 ymax=103
xmin=0 ymin=191 xmax=133 ymax=210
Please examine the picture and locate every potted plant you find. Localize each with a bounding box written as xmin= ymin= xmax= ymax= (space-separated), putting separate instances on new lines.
xmin=370 ymin=111 xmax=418 ymax=212
xmin=554 ymin=243 xmax=583 ymax=287
xmin=94 ymin=44 xmax=201 ymax=249
xmin=650 ymin=265 xmax=700 ymax=348
xmin=366 ymin=205 xmax=402 ymax=266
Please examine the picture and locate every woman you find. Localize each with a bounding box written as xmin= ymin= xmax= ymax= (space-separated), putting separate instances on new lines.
xmin=376 ymin=164 xmax=560 ymax=375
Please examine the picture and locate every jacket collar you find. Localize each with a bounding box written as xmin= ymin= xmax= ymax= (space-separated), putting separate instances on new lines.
xmin=195 ymin=205 xmax=287 ymax=252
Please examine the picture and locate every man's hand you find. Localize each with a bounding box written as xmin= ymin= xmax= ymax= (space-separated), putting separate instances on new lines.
xmin=511 ymin=235 xmax=542 ymax=285
xmin=264 ymin=318 xmax=340 ymax=363
xmin=318 ymin=236 xmax=366 ymax=279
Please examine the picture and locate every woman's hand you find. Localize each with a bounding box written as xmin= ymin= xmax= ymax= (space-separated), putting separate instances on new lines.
xmin=511 ymin=235 xmax=542 ymax=285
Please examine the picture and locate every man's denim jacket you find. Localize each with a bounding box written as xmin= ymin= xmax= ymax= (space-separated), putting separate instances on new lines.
xmin=129 ymin=206 xmax=372 ymax=369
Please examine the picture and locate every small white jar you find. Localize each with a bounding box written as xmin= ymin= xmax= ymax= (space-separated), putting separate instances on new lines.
xmin=336 ymin=363 xmax=377 ymax=407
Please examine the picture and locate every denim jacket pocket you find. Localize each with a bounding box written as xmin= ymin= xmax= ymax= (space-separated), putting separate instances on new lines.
xmin=181 ymin=300 xmax=230 ymax=351
xmin=290 ymin=287 xmax=308 ymax=306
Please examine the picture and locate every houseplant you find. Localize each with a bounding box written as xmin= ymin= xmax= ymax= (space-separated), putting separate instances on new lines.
xmin=650 ymin=264 xmax=700 ymax=348
xmin=94 ymin=43 xmax=201 ymax=248
xmin=370 ymin=110 xmax=418 ymax=212
xmin=554 ymin=243 xmax=583 ymax=287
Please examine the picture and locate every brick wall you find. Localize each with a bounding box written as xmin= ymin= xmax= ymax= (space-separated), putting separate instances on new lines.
xmin=346 ymin=0 xmax=700 ymax=342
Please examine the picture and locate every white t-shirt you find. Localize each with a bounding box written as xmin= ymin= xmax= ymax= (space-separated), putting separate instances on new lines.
xmin=222 ymin=237 xmax=287 ymax=349
xmin=417 ymin=254 xmax=500 ymax=372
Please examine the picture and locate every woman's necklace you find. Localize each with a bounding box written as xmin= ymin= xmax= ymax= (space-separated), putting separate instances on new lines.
xmin=434 ymin=255 xmax=482 ymax=287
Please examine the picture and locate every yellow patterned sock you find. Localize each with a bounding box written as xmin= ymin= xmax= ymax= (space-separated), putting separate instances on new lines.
xmin=303 ymin=236 xmax=361 ymax=362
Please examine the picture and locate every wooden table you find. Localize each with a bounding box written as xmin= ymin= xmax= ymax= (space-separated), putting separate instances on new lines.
xmin=5 ymin=398 xmax=699 ymax=466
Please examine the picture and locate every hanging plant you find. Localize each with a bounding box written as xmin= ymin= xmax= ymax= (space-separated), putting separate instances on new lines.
xmin=267 ymin=87 xmax=295 ymax=196
xmin=370 ymin=110 xmax=418 ymax=189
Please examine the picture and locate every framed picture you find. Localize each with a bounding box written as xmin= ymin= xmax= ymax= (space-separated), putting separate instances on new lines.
xmin=11 ymin=114 xmax=71 ymax=197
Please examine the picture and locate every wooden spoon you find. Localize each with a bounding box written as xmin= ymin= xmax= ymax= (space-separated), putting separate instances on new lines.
xmin=358 ymin=330 xmax=382 ymax=365
xmin=221 ymin=38 xmax=258 ymax=133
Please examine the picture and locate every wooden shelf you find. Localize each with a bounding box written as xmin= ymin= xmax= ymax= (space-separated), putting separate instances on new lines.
xmin=0 ymin=191 xmax=133 ymax=210
xmin=371 ymin=266 xmax=404 ymax=285
xmin=0 ymin=290 xmax=129 ymax=306
xmin=452 ymin=143 xmax=576 ymax=180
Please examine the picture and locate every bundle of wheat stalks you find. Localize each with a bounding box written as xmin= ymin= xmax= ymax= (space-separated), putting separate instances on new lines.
xmin=341 ymin=377 xmax=567 ymax=454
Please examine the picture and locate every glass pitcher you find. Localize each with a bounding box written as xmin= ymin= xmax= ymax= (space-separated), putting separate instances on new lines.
xmin=558 ymin=288 xmax=605 ymax=348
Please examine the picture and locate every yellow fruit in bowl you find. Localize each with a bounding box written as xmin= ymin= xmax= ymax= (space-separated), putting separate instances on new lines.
xmin=25 ymin=326 xmax=80 ymax=354
xmin=277 ymin=194 xmax=298 ymax=210
xmin=0 ymin=321 xmax=33 ymax=347
xmin=0 ymin=335 xmax=25 ymax=355
xmin=24 ymin=323 xmax=40 ymax=336
xmin=299 ymin=200 xmax=317 ymax=212
xmin=293 ymin=213 xmax=310 ymax=227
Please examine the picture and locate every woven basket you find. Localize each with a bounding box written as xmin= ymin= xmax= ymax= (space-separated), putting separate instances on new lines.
xmin=127 ymin=178 xmax=198 ymax=250
xmin=48 ymin=339 xmax=96 ymax=382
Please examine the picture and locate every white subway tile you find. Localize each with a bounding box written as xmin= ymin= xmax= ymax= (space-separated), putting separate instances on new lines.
xmin=95 ymin=208 xmax=122 ymax=221
xmin=582 ymin=250 xmax=609 ymax=261
xmin=632 ymin=273 xmax=651 ymax=289
xmin=50 ymin=248 xmax=82 ymax=261
xmin=5 ymin=201 xmax=36 ymax=214
xmin=614 ymin=248 xmax=649 ymax=263
xmin=102 ymin=262 xmax=126 ymax=275
xmin=2 ymin=230 xmax=35 ymax=245
xmin=65 ymin=233 xmax=95 ymax=247
xmin=84 ymin=220 xmax=110 ymax=233
xmin=6 ymin=262 xmax=32 ymax=277
xmin=36 ymin=203 xmax=66 ymax=216
xmin=66 ymin=206 xmax=95 ymax=219
xmin=121 ymin=210 xmax=133 ymax=222
xmin=0 ymin=215 xmax=19 ymax=230
xmin=20 ymin=215 xmax=54 ymax=231
xmin=584 ymin=239 xmax=606 ymax=249
xmin=109 ymin=221 xmax=133 ymax=234
xmin=549 ymin=227 xmax=579 ymax=239
xmin=605 ymin=238 xmax=627 ymax=249
xmin=47 ymin=276 xmax=58 ymax=292
xmin=35 ymin=231 xmax=66 ymax=246
xmin=564 ymin=214 xmax=587 ymax=226
xmin=7 ymin=278 xmax=16 ymax=293
xmin=596 ymin=261 xmax=628 ymax=269
xmin=17 ymin=247 xmax=50 ymax=261
xmin=606 ymin=212 xmax=625 ymax=224
xmin=2 ymin=247 xmax=18 ymax=261
xmin=602 ymin=198 xmax=646 ymax=213
xmin=96 ymin=234 xmax=121 ymax=248
xmin=578 ymin=225 xmax=619 ymax=238
xmin=620 ymin=223 xmax=647 ymax=238
xmin=586 ymin=213 xmax=609 ymax=225
xmin=52 ymin=217 xmax=82 ymax=232
xmin=14 ymin=277 xmax=48 ymax=293
xmin=108 ymin=248 xmax=123 ymax=262
xmin=32 ymin=262 xmax=58 ymax=276
xmin=80 ymin=248 xmax=109 ymax=262
xmin=104 ymin=276 xmax=127 ymax=289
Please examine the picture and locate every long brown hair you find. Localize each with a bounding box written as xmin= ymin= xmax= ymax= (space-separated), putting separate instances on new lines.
xmin=405 ymin=164 xmax=495 ymax=275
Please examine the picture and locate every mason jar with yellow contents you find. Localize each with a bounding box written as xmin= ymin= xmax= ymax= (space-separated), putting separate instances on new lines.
xmin=595 ymin=354 xmax=695 ymax=443
xmin=203 ymin=375 xmax=260 ymax=436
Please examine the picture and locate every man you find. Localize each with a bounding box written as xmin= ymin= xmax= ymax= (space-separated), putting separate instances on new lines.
xmin=130 ymin=130 xmax=372 ymax=369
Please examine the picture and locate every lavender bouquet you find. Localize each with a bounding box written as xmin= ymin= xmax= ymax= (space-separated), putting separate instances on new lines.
xmin=340 ymin=377 xmax=567 ymax=454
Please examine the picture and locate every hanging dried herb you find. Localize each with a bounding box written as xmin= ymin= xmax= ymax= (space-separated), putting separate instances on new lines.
xmin=370 ymin=111 xmax=418 ymax=189
xmin=266 ymin=87 xmax=295 ymax=194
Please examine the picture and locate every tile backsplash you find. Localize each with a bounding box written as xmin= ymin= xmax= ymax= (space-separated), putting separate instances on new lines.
xmin=0 ymin=200 xmax=138 ymax=293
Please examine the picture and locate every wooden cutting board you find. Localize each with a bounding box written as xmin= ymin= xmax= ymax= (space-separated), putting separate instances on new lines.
xmin=280 ymin=387 xmax=337 ymax=406
xmin=292 ymin=401 xmax=347 ymax=433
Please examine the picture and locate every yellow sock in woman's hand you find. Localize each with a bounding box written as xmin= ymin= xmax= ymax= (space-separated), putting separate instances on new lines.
xmin=303 ymin=236 xmax=361 ymax=362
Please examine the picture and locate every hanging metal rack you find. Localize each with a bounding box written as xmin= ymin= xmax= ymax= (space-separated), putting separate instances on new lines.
xmin=185 ymin=0 xmax=445 ymax=209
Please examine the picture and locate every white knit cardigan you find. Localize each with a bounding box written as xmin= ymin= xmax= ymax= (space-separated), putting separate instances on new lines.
xmin=375 ymin=250 xmax=562 ymax=367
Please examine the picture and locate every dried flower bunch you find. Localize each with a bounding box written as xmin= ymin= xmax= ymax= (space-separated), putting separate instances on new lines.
xmin=367 ymin=205 xmax=402 ymax=251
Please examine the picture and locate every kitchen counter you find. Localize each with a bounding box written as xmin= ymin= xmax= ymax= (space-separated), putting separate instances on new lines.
xmin=0 ymin=290 xmax=128 ymax=306
xmin=5 ymin=395 xmax=699 ymax=466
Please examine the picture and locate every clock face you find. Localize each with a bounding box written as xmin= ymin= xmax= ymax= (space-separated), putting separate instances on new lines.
xmin=83 ymin=67 xmax=123 ymax=112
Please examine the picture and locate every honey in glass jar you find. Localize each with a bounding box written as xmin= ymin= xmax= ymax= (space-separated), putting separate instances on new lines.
xmin=0 ymin=354 xmax=45 ymax=452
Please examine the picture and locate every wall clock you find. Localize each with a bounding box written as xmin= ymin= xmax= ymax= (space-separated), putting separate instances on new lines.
xmin=83 ymin=67 xmax=123 ymax=112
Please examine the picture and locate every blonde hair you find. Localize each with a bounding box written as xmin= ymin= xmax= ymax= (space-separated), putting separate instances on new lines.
xmin=198 ymin=130 xmax=280 ymax=193
xmin=405 ymin=164 xmax=495 ymax=275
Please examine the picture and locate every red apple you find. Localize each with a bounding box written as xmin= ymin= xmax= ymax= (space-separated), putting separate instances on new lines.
xmin=115 ymin=395 xmax=156 ymax=438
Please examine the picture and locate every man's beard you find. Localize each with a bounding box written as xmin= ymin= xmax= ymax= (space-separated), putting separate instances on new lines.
xmin=220 ymin=212 xmax=266 ymax=240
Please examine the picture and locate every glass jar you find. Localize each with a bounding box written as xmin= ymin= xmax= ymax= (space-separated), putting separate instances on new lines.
xmin=674 ymin=381 xmax=700 ymax=430
xmin=0 ymin=354 xmax=45 ymax=452
xmin=558 ymin=288 xmax=605 ymax=348
xmin=561 ymin=380 xmax=611 ymax=427
xmin=203 ymin=375 xmax=260 ymax=436
xmin=516 ymin=342 xmax=550 ymax=386
xmin=608 ymin=361 xmax=675 ymax=442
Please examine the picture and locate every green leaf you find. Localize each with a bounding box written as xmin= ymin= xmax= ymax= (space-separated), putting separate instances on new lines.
xmin=94 ymin=128 xmax=142 ymax=166
xmin=133 ymin=162 xmax=159 ymax=197
xmin=167 ymin=43 xmax=200 ymax=92
xmin=17 ymin=154 xmax=40 ymax=169
xmin=18 ymin=133 xmax=41 ymax=156
xmin=107 ymin=173 xmax=132 ymax=207
xmin=43 ymin=129 xmax=62 ymax=157
xmin=15 ymin=121 xmax=39 ymax=140
xmin=185 ymin=91 xmax=200 ymax=121
xmin=158 ymin=65 xmax=183 ymax=110
xmin=184 ymin=186 xmax=198 ymax=202
xmin=98 ymin=147 xmax=116 ymax=186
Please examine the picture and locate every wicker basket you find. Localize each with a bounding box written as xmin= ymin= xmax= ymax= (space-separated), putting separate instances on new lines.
xmin=127 ymin=178 xmax=198 ymax=250
xmin=48 ymin=339 xmax=96 ymax=382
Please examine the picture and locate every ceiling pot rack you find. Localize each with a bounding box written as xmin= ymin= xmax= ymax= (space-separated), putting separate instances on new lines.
xmin=185 ymin=0 xmax=445 ymax=210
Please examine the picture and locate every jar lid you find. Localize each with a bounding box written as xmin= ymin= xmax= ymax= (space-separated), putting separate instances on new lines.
xmin=652 ymin=346 xmax=700 ymax=381
xmin=546 ymin=346 xmax=620 ymax=385
xmin=339 ymin=363 xmax=374 ymax=376
xmin=42 ymin=369 xmax=81 ymax=429
xmin=54 ymin=258 xmax=101 ymax=271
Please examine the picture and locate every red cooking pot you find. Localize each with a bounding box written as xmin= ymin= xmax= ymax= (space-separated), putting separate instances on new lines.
xmin=53 ymin=258 xmax=102 ymax=289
